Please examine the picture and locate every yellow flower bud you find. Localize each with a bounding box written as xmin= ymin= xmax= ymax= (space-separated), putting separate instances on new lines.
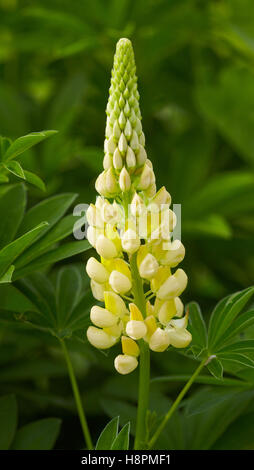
xmin=106 ymin=168 xmax=119 ymax=194
xmin=87 ymin=326 xmax=117 ymax=349
xmin=86 ymin=226 xmax=103 ymax=248
xmin=144 ymin=315 xmax=157 ymax=338
xmin=90 ymin=306 xmax=118 ymax=328
xmin=151 ymin=186 xmax=171 ymax=207
xmin=130 ymin=192 xmax=144 ymax=216
xmin=113 ymin=148 xmax=123 ymax=169
xmin=114 ymin=354 xmax=138 ymax=375
xmin=96 ymin=234 xmax=118 ymax=259
xmin=149 ymin=328 xmax=170 ymax=352
xmin=109 ymin=270 xmax=132 ymax=294
xmin=129 ymin=303 xmax=144 ymax=321
xmin=126 ymin=146 xmax=136 ymax=169
xmin=100 ymin=200 xmax=119 ymax=224
xmin=126 ymin=320 xmax=147 ymax=340
xmin=166 ymin=327 xmax=192 ymax=348
xmin=104 ymin=291 xmax=128 ymax=318
xmin=161 ymin=240 xmax=185 ymax=267
xmin=121 ymin=336 xmax=140 ymax=357
xmin=86 ymin=257 xmax=109 ymax=284
xmin=95 ymin=171 xmax=108 ymax=196
xmin=137 ymin=163 xmax=154 ymax=190
xmin=121 ymin=229 xmax=140 ymax=254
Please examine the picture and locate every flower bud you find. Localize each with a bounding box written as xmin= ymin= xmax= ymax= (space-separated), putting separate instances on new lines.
xmin=151 ymin=186 xmax=171 ymax=207
xmin=166 ymin=327 xmax=192 ymax=348
xmin=121 ymin=229 xmax=140 ymax=254
xmin=113 ymin=148 xmax=123 ymax=169
xmin=118 ymin=133 xmax=127 ymax=154
xmin=103 ymin=153 xmax=112 ymax=170
xmin=126 ymin=320 xmax=147 ymax=340
xmin=109 ymin=270 xmax=132 ymax=294
xmin=90 ymin=306 xmax=118 ymax=328
xmin=119 ymin=167 xmax=131 ymax=191
xmin=170 ymin=313 xmax=188 ymax=330
xmin=86 ymin=257 xmax=109 ymax=284
xmin=136 ymin=145 xmax=147 ymax=166
xmin=106 ymin=135 xmax=116 ymax=154
xmin=149 ymin=328 xmax=170 ymax=352
xmin=137 ymin=163 xmax=154 ymax=190
xmin=121 ymin=336 xmax=140 ymax=357
xmin=157 ymin=269 xmax=188 ymax=300
xmin=100 ymin=200 xmax=119 ymax=224
xmin=95 ymin=171 xmax=107 ymax=196
xmin=130 ymin=192 xmax=144 ymax=216
xmin=96 ymin=234 xmax=118 ymax=259
xmin=104 ymin=291 xmax=128 ymax=318
xmin=87 ymin=326 xmax=117 ymax=349
xmin=106 ymin=168 xmax=119 ymax=194
xmin=126 ymin=146 xmax=136 ymax=169
xmin=114 ymin=354 xmax=138 ymax=374
xmin=90 ymin=280 xmax=106 ymax=301
xmin=139 ymin=253 xmax=159 ymax=280
xmin=130 ymin=130 xmax=139 ymax=151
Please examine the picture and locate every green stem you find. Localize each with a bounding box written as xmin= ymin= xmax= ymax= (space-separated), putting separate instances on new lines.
xmin=60 ymin=339 xmax=93 ymax=450
xmin=129 ymin=253 xmax=150 ymax=450
xmin=148 ymin=357 xmax=207 ymax=449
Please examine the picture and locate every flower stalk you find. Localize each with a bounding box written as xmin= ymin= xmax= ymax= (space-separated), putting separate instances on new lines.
xmin=85 ymin=37 xmax=192 ymax=449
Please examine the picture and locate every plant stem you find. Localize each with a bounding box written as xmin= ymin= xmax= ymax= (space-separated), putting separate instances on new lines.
xmin=148 ymin=357 xmax=207 ymax=449
xmin=129 ymin=252 xmax=150 ymax=450
xmin=60 ymin=339 xmax=93 ymax=450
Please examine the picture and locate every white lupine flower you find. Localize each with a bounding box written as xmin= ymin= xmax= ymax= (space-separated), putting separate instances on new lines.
xmin=90 ymin=306 xmax=118 ymax=328
xmin=139 ymin=253 xmax=159 ymax=280
xmin=121 ymin=229 xmax=140 ymax=254
xmin=87 ymin=326 xmax=117 ymax=349
xmin=161 ymin=240 xmax=185 ymax=267
xmin=166 ymin=327 xmax=192 ymax=348
xmin=157 ymin=269 xmax=188 ymax=300
xmin=149 ymin=328 xmax=170 ymax=352
xmin=96 ymin=234 xmax=118 ymax=259
xmin=86 ymin=38 xmax=191 ymax=375
xmin=126 ymin=320 xmax=147 ymax=340
xmin=86 ymin=225 xmax=103 ymax=248
xmin=109 ymin=270 xmax=132 ymax=294
xmin=90 ymin=280 xmax=106 ymax=301
xmin=86 ymin=257 xmax=109 ymax=284
xmin=86 ymin=204 xmax=104 ymax=228
xmin=119 ymin=167 xmax=131 ymax=191
xmin=114 ymin=354 xmax=138 ymax=375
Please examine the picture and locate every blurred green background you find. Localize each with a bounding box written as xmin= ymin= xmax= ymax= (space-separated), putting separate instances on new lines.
xmin=0 ymin=0 xmax=254 ymax=449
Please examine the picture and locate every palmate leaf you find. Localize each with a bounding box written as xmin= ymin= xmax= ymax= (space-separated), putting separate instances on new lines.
xmin=207 ymin=357 xmax=223 ymax=380
xmin=187 ymin=302 xmax=207 ymax=355
xmin=111 ymin=423 xmax=130 ymax=450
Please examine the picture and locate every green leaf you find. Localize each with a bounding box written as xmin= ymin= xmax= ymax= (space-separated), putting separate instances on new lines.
xmin=0 ymin=395 xmax=17 ymax=450
xmin=185 ymin=387 xmax=241 ymax=417
xmin=4 ymin=160 xmax=25 ymax=179
xmin=208 ymin=287 xmax=254 ymax=350
xmin=207 ymin=357 xmax=223 ymax=380
xmin=95 ymin=416 xmax=119 ymax=450
xmin=17 ymin=192 xmax=77 ymax=239
xmin=218 ymin=340 xmax=254 ymax=355
xmin=0 ymin=137 xmax=11 ymax=160
xmin=111 ymin=422 xmax=130 ymax=450
xmin=15 ymin=214 xmax=84 ymax=268
xmin=218 ymin=353 xmax=254 ymax=369
xmin=0 ymin=265 xmax=15 ymax=284
xmin=56 ymin=266 xmax=82 ymax=329
xmin=0 ymin=284 xmax=38 ymax=313
xmin=14 ymin=240 xmax=90 ymax=279
xmin=215 ymin=310 xmax=254 ymax=347
xmin=151 ymin=374 xmax=249 ymax=387
xmin=212 ymin=412 xmax=254 ymax=450
xmin=0 ymin=222 xmax=48 ymax=278
xmin=3 ymin=130 xmax=58 ymax=162
xmin=0 ymin=183 xmax=26 ymax=249
xmin=23 ymin=170 xmax=46 ymax=191
xmin=12 ymin=418 xmax=61 ymax=450
xmin=187 ymin=302 xmax=207 ymax=353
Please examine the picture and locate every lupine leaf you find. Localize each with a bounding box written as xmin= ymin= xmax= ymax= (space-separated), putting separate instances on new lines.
xmin=207 ymin=357 xmax=223 ymax=380
xmin=0 ymin=395 xmax=17 ymax=450
xmin=3 ymin=130 xmax=58 ymax=162
xmin=187 ymin=302 xmax=207 ymax=353
xmin=111 ymin=422 xmax=130 ymax=450
xmin=0 ymin=184 xmax=26 ymax=249
xmin=95 ymin=416 xmax=119 ymax=450
xmin=11 ymin=418 xmax=61 ymax=450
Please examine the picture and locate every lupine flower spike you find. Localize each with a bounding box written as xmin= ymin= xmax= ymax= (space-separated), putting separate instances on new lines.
xmin=86 ymin=38 xmax=192 ymax=375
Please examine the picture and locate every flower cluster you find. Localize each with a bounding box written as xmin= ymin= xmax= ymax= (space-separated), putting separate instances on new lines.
xmin=86 ymin=38 xmax=192 ymax=375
